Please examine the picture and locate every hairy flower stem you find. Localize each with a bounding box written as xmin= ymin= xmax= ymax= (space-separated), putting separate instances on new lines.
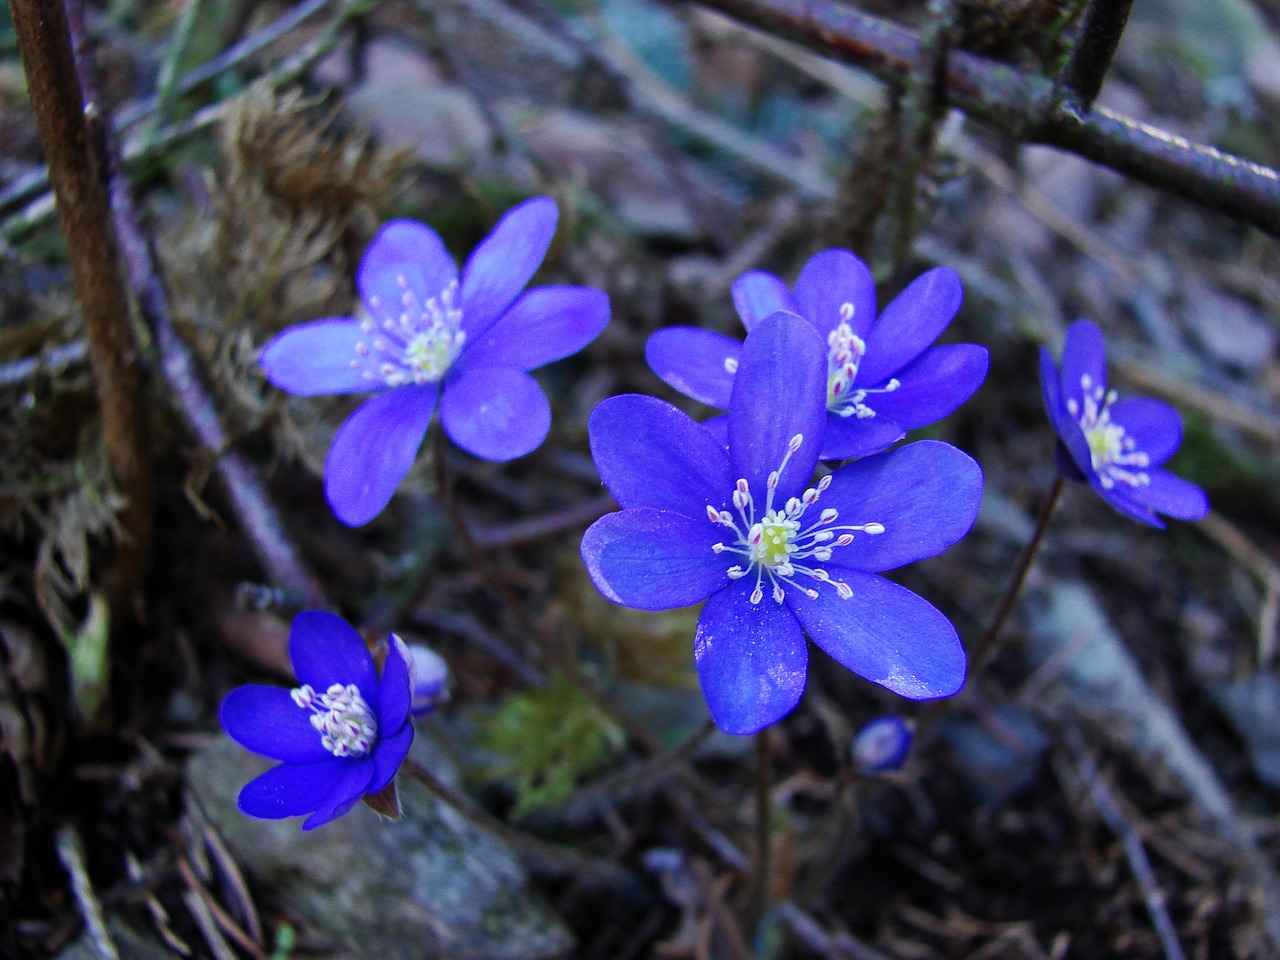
xmin=753 ymin=727 xmax=772 ymax=924
xmin=1058 ymin=0 xmax=1136 ymax=109
xmin=10 ymin=0 xmax=153 ymax=628
xmin=970 ymin=476 xmax=1065 ymax=677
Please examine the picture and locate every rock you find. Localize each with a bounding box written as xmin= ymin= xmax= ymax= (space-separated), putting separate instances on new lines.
xmin=187 ymin=734 xmax=573 ymax=960
xmin=1210 ymin=673 xmax=1280 ymax=790
xmin=1181 ymin=279 xmax=1276 ymax=372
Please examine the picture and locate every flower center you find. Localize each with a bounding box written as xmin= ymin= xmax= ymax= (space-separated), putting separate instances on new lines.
xmin=353 ymin=276 xmax=466 ymax=387
xmin=826 ymin=304 xmax=899 ymax=419
xmin=1066 ymin=374 xmax=1151 ymax=490
xmin=291 ymin=682 xmax=378 ymax=758
xmin=706 ymin=433 xmax=885 ymax=605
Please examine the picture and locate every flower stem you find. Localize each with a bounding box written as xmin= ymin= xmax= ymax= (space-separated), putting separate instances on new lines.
xmin=753 ymin=727 xmax=772 ymax=923
xmin=969 ymin=476 xmax=1065 ymax=677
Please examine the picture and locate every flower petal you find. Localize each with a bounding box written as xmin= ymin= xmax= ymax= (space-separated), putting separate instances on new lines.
xmin=459 ymin=196 xmax=558 ymax=341
xmin=1107 ymin=397 xmax=1183 ymax=467
xmin=259 ymin=319 xmax=377 ymax=396
xmin=728 ymin=312 xmax=827 ymax=503
xmin=863 ymin=344 xmax=989 ymax=430
xmin=818 ymin=441 xmax=982 ymax=573
xmin=376 ymin=633 xmax=414 ymax=734
xmin=1129 ymin=468 xmax=1209 ymax=521
xmin=581 ymin=509 xmax=728 ymax=610
xmin=1060 ymin=319 xmax=1108 ymax=407
xmin=731 ymin=271 xmax=795 ymax=332
xmin=793 ymin=249 xmax=876 ymax=339
xmin=220 ymin=686 xmax=330 ymax=763
xmin=369 ymin=725 xmax=414 ymax=796
xmin=290 ymin=610 xmax=377 ymax=696
xmin=588 ymin=395 xmax=732 ymax=512
xmin=818 ymin=417 xmax=906 ymax=462
xmin=790 ymin=571 xmax=966 ymax=700
xmin=325 ymin=384 xmax=438 ymax=526
xmin=303 ymin=756 xmax=375 ymax=830
xmin=440 ymin=366 xmax=550 ymax=461
xmin=694 ymin=578 xmax=807 ymax=735
xmin=237 ymin=760 xmax=339 ymax=820
xmin=461 ymin=286 xmax=610 ymax=372
xmin=358 ymin=220 xmax=458 ymax=322
xmin=858 ymin=267 xmax=962 ymax=386
xmin=645 ymin=327 xmax=741 ymax=409
xmin=1094 ymin=481 xmax=1163 ymax=527
xmin=1040 ymin=347 xmax=1093 ymax=479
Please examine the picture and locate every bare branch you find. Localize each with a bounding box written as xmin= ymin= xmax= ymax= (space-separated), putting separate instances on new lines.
xmin=697 ymin=0 xmax=1280 ymax=236
xmin=1058 ymin=0 xmax=1137 ymax=108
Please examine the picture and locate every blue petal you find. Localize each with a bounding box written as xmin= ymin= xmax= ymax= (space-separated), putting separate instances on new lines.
xmin=818 ymin=417 xmax=906 ymax=462
xmin=259 ymin=319 xmax=378 ymax=396
xmin=1107 ymin=397 xmax=1183 ymax=467
xmin=237 ymin=760 xmax=339 ymax=820
xmin=1061 ymin=319 xmax=1108 ymax=408
xmin=1040 ymin=347 xmax=1093 ymax=480
xmin=731 ymin=271 xmax=794 ymax=332
xmin=290 ymin=611 xmax=377 ymax=696
xmin=817 ymin=441 xmax=983 ymax=573
xmin=325 ymin=384 xmax=438 ymax=526
xmin=645 ymin=327 xmax=741 ymax=409
xmin=588 ymin=395 xmax=732 ymax=513
xmin=858 ymin=267 xmax=962 ymax=387
xmin=220 ymin=686 xmax=329 ymax=763
xmin=358 ymin=220 xmax=458 ymax=323
xmin=459 ymin=197 xmax=558 ymax=342
xmin=1128 ymin=468 xmax=1209 ymax=522
xmin=728 ymin=312 xmax=827 ymax=504
xmin=460 ymin=286 xmax=610 ymax=373
xmin=694 ymin=578 xmax=807 ymax=735
xmin=370 ymin=725 xmax=414 ymax=796
xmin=793 ymin=249 xmax=876 ymax=339
xmin=302 ymin=756 xmax=375 ymax=830
xmin=580 ymin=509 xmax=728 ymax=610
xmin=439 ymin=367 xmax=550 ymax=461
xmin=789 ymin=571 xmax=966 ymax=699
xmin=376 ymin=633 xmax=413 ymax=734
xmin=865 ymin=344 xmax=989 ymax=430
xmin=703 ymin=414 xmax=729 ymax=447
xmin=1094 ymin=481 xmax=1164 ymax=527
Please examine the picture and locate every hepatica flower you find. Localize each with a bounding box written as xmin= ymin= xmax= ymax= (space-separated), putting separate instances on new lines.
xmin=1040 ymin=320 xmax=1208 ymax=528
xmin=645 ymin=249 xmax=988 ymax=460
xmin=260 ymin=197 xmax=610 ymax=526
xmin=582 ymin=312 xmax=983 ymax=735
xmin=220 ymin=611 xmax=414 ymax=830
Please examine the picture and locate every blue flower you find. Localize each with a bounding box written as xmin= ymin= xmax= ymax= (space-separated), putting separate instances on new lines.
xmin=220 ymin=611 xmax=414 ymax=830
xmin=645 ymin=249 xmax=988 ymax=460
xmin=581 ymin=312 xmax=983 ymax=735
xmin=1040 ymin=320 xmax=1209 ymax=528
xmin=260 ymin=197 xmax=611 ymax=526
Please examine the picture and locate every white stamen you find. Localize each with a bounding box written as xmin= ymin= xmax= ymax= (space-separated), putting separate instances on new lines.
xmin=291 ymin=682 xmax=378 ymax=758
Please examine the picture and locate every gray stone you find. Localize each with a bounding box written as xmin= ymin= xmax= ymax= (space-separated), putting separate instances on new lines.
xmin=187 ymin=734 xmax=573 ymax=960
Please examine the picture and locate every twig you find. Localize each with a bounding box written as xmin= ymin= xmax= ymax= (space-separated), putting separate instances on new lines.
xmin=55 ymin=825 xmax=120 ymax=960
xmin=1062 ymin=725 xmax=1186 ymax=960
xmin=401 ymin=757 xmax=633 ymax=888
xmin=0 ymin=340 xmax=88 ymax=389
xmin=61 ymin=4 xmax=328 ymax=608
xmin=11 ymin=0 xmax=154 ymax=626
xmin=776 ymin=901 xmax=895 ymax=960
xmin=0 ymin=0 xmax=335 ymax=222
xmin=471 ymin=493 xmax=616 ymax=548
xmin=175 ymin=857 xmax=266 ymax=959
xmin=697 ymin=0 xmax=1280 ymax=235
xmin=1057 ymin=0 xmax=1137 ymax=109
xmin=753 ymin=727 xmax=772 ymax=923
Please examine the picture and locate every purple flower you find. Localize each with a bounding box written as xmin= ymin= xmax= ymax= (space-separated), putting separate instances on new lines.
xmin=220 ymin=611 xmax=414 ymax=830
xmin=1040 ymin=320 xmax=1209 ymax=528
xmin=260 ymin=197 xmax=610 ymax=526
xmin=581 ymin=312 xmax=983 ymax=735
xmin=645 ymin=250 xmax=988 ymax=460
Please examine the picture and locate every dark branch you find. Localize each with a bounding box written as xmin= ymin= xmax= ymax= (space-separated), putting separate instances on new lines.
xmin=697 ymin=0 xmax=1280 ymax=236
xmin=1058 ymin=0 xmax=1137 ymax=109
